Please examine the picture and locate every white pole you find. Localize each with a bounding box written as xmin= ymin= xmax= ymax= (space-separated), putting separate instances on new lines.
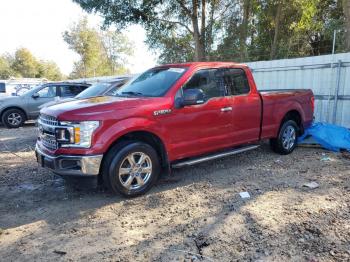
xmin=327 ymin=30 xmax=337 ymax=123
xmin=332 ymin=30 xmax=337 ymax=55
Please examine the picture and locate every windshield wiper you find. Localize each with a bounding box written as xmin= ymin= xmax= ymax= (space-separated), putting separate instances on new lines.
xmin=121 ymin=91 xmax=144 ymax=96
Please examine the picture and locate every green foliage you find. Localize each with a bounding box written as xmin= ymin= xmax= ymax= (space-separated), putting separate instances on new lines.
xmin=0 ymin=48 xmax=63 ymax=80
xmin=63 ymin=17 xmax=133 ymax=78
xmin=12 ymin=48 xmax=40 ymax=78
xmin=37 ymin=61 xmax=63 ymax=81
xmin=75 ymin=0 xmax=347 ymax=63
xmin=0 ymin=55 xmax=14 ymax=79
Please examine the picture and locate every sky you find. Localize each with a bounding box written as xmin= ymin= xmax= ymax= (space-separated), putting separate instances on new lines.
xmin=0 ymin=0 xmax=157 ymax=75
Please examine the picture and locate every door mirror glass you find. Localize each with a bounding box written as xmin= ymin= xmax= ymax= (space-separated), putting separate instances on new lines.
xmin=32 ymin=93 xmax=39 ymax=99
xmin=182 ymin=89 xmax=205 ymax=106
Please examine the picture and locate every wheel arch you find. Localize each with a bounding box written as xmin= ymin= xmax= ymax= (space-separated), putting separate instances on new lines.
xmin=102 ymin=130 xmax=170 ymax=174
xmin=0 ymin=106 xmax=28 ymax=122
xmin=279 ymin=109 xmax=303 ymax=135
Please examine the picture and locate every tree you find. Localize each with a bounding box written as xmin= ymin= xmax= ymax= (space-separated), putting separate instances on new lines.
xmin=0 ymin=48 xmax=63 ymax=80
xmin=74 ymin=0 xmax=238 ymax=62
xmin=101 ymin=31 xmax=134 ymax=74
xmin=63 ymin=17 xmax=132 ymax=78
xmin=38 ymin=61 xmax=63 ymax=81
xmin=63 ymin=17 xmax=109 ymax=78
xmin=75 ymin=0 xmax=347 ymax=63
xmin=343 ymin=0 xmax=350 ymax=51
xmin=0 ymin=55 xmax=14 ymax=79
xmin=12 ymin=48 xmax=40 ymax=78
xmin=240 ymin=0 xmax=251 ymax=61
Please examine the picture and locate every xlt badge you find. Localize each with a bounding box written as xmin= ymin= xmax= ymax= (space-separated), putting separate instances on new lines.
xmin=153 ymin=109 xmax=172 ymax=116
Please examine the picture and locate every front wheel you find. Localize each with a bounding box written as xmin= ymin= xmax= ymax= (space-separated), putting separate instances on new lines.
xmin=102 ymin=141 xmax=160 ymax=197
xmin=270 ymin=120 xmax=298 ymax=155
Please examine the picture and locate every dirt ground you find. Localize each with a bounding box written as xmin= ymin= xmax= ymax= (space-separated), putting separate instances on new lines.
xmin=0 ymin=124 xmax=349 ymax=262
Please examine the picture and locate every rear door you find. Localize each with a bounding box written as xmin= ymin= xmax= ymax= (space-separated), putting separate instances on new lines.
xmin=167 ymin=68 xmax=233 ymax=159
xmin=223 ymin=68 xmax=261 ymax=145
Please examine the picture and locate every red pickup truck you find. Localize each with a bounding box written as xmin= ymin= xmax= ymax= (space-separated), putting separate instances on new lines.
xmin=36 ymin=62 xmax=314 ymax=196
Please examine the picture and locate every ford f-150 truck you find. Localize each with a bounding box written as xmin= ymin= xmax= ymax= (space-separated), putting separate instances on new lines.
xmin=35 ymin=62 xmax=314 ymax=197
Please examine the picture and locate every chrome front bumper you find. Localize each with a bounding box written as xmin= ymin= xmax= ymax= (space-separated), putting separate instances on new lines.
xmin=35 ymin=145 xmax=103 ymax=176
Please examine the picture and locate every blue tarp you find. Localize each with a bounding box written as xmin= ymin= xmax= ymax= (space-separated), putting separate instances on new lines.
xmin=299 ymin=122 xmax=350 ymax=152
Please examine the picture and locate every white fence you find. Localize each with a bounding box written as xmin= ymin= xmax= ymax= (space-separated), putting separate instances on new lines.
xmin=246 ymin=52 xmax=350 ymax=128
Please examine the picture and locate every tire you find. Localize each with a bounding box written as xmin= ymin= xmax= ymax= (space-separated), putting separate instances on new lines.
xmin=270 ymin=120 xmax=298 ymax=155
xmin=1 ymin=108 xmax=26 ymax=128
xmin=102 ymin=141 xmax=160 ymax=197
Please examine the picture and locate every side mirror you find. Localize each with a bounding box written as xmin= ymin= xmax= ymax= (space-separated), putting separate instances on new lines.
xmin=32 ymin=93 xmax=39 ymax=99
xmin=182 ymin=89 xmax=205 ymax=106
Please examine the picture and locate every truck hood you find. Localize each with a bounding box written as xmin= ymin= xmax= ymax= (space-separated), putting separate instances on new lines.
xmin=39 ymin=97 xmax=76 ymax=109
xmin=41 ymin=95 xmax=161 ymax=120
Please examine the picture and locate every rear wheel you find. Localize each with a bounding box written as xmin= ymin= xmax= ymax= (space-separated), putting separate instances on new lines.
xmin=102 ymin=141 xmax=160 ymax=197
xmin=1 ymin=108 xmax=25 ymax=128
xmin=270 ymin=120 xmax=298 ymax=155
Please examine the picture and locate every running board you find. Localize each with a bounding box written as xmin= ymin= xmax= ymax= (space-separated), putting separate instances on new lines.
xmin=171 ymin=144 xmax=260 ymax=168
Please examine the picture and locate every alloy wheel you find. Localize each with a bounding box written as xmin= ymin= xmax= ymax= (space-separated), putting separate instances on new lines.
xmin=282 ymin=125 xmax=296 ymax=150
xmin=7 ymin=113 xmax=22 ymax=126
xmin=118 ymin=152 xmax=152 ymax=190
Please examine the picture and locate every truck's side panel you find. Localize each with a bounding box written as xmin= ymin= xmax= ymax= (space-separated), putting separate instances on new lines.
xmin=260 ymin=90 xmax=314 ymax=139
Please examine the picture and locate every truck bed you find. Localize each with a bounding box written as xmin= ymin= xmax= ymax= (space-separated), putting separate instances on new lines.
xmin=259 ymin=89 xmax=314 ymax=139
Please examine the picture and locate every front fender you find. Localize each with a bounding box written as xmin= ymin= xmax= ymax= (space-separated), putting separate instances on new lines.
xmin=93 ymin=117 xmax=169 ymax=154
xmin=55 ymin=117 xmax=169 ymax=156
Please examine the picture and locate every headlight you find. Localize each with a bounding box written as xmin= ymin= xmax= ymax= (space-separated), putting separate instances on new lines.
xmin=57 ymin=121 xmax=99 ymax=148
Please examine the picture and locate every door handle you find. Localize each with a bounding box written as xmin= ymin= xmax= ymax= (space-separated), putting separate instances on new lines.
xmin=221 ymin=107 xmax=232 ymax=112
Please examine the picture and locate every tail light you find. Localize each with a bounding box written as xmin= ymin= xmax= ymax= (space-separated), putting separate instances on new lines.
xmin=311 ymin=96 xmax=315 ymax=113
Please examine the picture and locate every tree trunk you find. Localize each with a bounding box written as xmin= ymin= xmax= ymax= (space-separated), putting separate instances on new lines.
xmin=343 ymin=0 xmax=350 ymax=51
xmin=200 ymin=0 xmax=206 ymax=59
xmin=270 ymin=0 xmax=283 ymax=60
xmin=240 ymin=0 xmax=250 ymax=62
xmin=191 ymin=0 xmax=206 ymax=61
xmin=206 ymin=1 xmax=216 ymax=60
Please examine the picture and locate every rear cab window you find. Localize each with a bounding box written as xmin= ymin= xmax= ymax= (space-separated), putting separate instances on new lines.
xmin=221 ymin=68 xmax=250 ymax=96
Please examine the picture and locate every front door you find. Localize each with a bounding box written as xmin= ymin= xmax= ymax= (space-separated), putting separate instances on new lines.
xmin=28 ymin=85 xmax=58 ymax=118
xmin=166 ymin=68 xmax=233 ymax=160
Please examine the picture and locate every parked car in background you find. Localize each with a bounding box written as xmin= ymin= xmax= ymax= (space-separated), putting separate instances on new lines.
xmin=39 ymin=76 xmax=131 ymax=109
xmin=0 ymin=82 xmax=90 ymax=128
xmin=0 ymin=78 xmax=48 ymax=97
xmin=36 ymin=62 xmax=314 ymax=197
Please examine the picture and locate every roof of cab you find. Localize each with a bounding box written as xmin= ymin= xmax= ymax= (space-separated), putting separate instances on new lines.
xmin=159 ymin=61 xmax=248 ymax=68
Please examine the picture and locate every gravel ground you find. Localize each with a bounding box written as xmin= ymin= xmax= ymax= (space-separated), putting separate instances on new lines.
xmin=0 ymin=124 xmax=349 ymax=262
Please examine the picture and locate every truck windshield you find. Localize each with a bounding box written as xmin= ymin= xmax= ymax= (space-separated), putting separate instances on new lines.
xmin=75 ymin=82 xmax=112 ymax=99
xmin=115 ymin=67 xmax=187 ymax=97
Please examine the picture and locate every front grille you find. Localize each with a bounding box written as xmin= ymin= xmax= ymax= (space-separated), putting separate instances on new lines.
xmin=39 ymin=113 xmax=59 ymax=126
xmin=38 ymin=114 xmax=58 ymax=150
xmin=40 ymin=133 xmax=58 ymax=150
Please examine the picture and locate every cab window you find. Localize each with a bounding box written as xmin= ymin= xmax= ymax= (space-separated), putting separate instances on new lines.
xmin=37 ymin=85 xmax=56 ymax=98
xmin=182 ymin=69 xmax=226 ymax=101
xmin=221 ymin=68 xmax=250 ymax=96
